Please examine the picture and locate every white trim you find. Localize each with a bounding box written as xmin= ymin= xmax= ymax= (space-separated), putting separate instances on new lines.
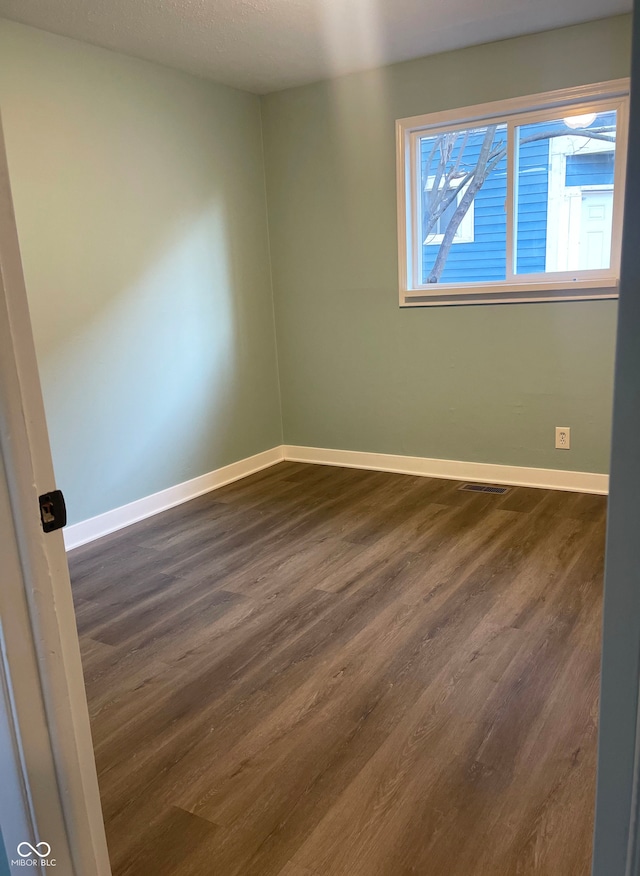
xmin=283 ymin=446 xmax=608 ymax=495
xmin=403 ymin=276 xmax=618 ymax=297
xmin=397 ymin=79 xmax=630 ymax=137
xmin=402 ymin=277 xmax=618 ymax=306
xmin=506 ymin=117 xmax=516 ymax=283
xmin=64 ymin=443 xmax=608 ymax=551
xmin=64 ymin=447 xmax=284 ymax=550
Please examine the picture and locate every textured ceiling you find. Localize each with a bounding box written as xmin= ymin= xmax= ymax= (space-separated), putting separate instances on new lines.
xmin=0 ymin=0 xmax=632 ymax=94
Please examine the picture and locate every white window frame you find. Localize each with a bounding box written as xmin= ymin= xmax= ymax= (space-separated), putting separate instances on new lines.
xmin=396 ymin=79 xmax=629 ymax=307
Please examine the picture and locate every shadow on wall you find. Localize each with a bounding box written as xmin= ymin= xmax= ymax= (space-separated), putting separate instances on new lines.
xmin=43 ymin=205 xmax=242 ymax=522
xmin=0 ymin=19 xmax=281 ymax=526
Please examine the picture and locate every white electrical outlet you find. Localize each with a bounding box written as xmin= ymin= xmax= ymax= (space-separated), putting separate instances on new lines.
xmin=555 ymin=427 xmax=571 ymax=449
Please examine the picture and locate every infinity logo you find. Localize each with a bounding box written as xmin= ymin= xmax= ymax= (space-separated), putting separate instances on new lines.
xmin=17 ymin=842 xmax=51 ymax=858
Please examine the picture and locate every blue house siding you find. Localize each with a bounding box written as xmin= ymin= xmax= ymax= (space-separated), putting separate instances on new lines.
xmin=420 ymin=127 xmax=508 ymax=284
xmin=515 ymin=126 xmax=550 ymax=275
xmin=566 ymin=152 xmax=615 ymax=186
xmin=420 ymin=126 xmax=550 ymax=283
xmin=419 ymin=110 xmax=616 ymax=284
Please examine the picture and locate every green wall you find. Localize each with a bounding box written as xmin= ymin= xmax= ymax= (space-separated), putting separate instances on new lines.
xmin=0 ymin=20 xmax=282 ymax=524
xmin=261 ymin=15 xmax=631 ymax=473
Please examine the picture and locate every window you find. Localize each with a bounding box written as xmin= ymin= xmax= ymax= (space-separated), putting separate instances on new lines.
xmin=397 ymin=80 xmax=629 ymax=306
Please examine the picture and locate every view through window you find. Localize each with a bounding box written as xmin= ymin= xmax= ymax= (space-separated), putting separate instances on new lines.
xmin=397 ymin=82 xmax=628 ymax=305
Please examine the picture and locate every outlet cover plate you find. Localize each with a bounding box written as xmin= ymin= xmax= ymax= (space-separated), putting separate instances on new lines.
xmin=555 ymin=426 xmax=571 ymax=449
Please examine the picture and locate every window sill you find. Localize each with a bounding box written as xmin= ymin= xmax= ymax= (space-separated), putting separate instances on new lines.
xmin=400 ymin=278 xmax=619 ymax=307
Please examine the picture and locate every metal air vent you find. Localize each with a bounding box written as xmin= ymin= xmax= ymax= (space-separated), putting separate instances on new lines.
xmin=458 ymin=483 xmax=510 ymax=495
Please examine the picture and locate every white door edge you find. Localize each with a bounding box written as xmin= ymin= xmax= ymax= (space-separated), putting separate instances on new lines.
xmin=0 ymin=113 xmax=111 ymax=875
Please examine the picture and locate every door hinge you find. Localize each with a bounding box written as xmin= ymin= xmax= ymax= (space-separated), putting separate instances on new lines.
xmin=39 ymin=490 xmax=67 ymax=533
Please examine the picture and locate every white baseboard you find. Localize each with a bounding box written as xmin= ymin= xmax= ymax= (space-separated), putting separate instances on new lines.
xmin=283 ymin=445 xmax=609 ymax=496
xmin=65 ymin=443 xmax=608 ymax=550
xmin=63 ymin=446 xmax=284 ymax=550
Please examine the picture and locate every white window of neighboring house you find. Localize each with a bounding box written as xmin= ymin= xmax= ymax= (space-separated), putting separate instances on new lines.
xmin=396 ymin=80 xmax=629 ymax=307
xmin=423 ymin=177 xmax=475 ymax=245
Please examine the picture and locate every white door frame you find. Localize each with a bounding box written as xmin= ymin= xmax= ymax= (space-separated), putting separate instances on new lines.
xmin=0 ymin=113 xmax=111 ymax=875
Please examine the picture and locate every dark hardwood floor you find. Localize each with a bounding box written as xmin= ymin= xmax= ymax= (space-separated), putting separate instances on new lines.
xmin=68 ymin=462 xmax=606 ymax=876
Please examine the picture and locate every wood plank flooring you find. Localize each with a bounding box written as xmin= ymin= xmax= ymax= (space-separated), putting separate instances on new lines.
xmin=68 ymin=462 xmax=606 ymax=876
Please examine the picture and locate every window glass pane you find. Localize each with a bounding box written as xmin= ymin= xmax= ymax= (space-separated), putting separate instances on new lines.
xmin=420 ymin=124 xmax=507 ymax=284
xmin=514 ymin=110 xmax=617 ymax=275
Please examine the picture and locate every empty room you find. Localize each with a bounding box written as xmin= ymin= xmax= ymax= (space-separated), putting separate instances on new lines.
xmin=1 ymin=0 xmax=639 ymax=874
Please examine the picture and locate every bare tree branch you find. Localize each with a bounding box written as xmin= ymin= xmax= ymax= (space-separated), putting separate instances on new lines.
xmin=427 ymin=125 xmax=497 ymax=282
